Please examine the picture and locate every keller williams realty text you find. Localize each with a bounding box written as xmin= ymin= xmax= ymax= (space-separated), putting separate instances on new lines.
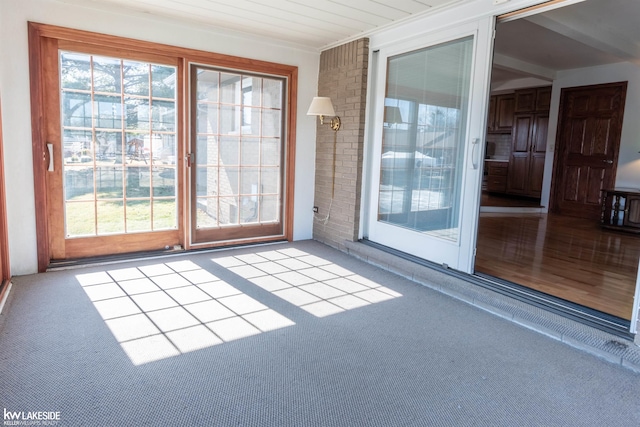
xmin=4 ymin=409 xmax=61 ymax=422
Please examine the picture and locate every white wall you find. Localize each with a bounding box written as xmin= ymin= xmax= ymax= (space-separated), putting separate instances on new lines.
xmin=541 ymin=62 xmax=640 ymax=208
xmin=0 ymin=0 xmax=319 ymax=275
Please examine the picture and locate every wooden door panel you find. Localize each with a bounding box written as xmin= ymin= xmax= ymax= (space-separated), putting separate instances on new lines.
xmin=595 ymin=93 xmax=617 ymax=111
xmin=529 ymin=153 xmax=545 ymax=197
xmin=592 ymin=117 xmax=613 ymax=155
xmin=495 ymin=95 xmax=515 ymax=131
xmin=583 ymin=167 xmax=606 ymax=205
xmin=571 ymin=94 xmax=591 ymax=114
xmin=532 ymin=114 xmax=548 ymax=153
xmin=507 ymin=154 xmax=529 ymax=194
xmin=553 ymin=82 xmax=626 ymax=220
xmin=561 ymin=166 xmax=580 ymax=202
xmin=535 ymin=87 xmax=551 ymax=111
xmin=512 ymin=115 xmax=532 ymax=152
xmin=567 ymin=119 xmax=587 ymax=154
xmin=514 ymin=89 xmax=535 ymax=112
xmin=41 ymin=37 xmax=66 ymax=260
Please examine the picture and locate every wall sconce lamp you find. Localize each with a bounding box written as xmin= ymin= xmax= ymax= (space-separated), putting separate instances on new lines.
xmin=307 ymin=97 xmax=341 ymax=131
xmin=384 ymin=106 xmax=403 ymax=126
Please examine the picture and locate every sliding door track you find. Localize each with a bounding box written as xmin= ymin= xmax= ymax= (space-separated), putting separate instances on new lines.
xmin=360 ymin=239 xmax=631 ymax=339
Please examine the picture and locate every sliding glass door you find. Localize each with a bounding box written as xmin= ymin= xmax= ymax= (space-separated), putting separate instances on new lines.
xmin=29 ymin=23 xmax=297 ymax=268
xmin=41 ymin=42 xmax=182 ymax=260
xmin=367 ymin=21 xmax=493 ymax=272
xmin=190 ymin=65 xmax=287 ymax=244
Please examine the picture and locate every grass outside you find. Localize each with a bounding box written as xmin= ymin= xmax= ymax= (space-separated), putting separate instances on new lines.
xmin=66 ymin=197 xmax=176 ymax=236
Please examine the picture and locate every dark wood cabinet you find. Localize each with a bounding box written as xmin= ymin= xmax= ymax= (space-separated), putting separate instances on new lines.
xmin=487 ymin=94 xmax=515 ymax=133
xmin=485 ymin=161 xmax=509 ymax=193
xmin=514 ymin=86 xmax=551 ymax=113
xmin=601 ymin=189 xmax=640 ymax=233
xmin=507 ymin=86 xmax=551 ymax=198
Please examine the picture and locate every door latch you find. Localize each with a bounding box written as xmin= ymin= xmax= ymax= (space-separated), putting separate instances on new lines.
xmin=186 ymin=153 xmax=194 ymax=167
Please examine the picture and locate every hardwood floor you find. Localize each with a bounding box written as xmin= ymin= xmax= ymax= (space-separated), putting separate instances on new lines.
xmin=475 ymin=213 xmax=640 ymax=320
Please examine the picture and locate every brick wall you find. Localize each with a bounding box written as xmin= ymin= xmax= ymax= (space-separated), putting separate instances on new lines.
xmin=312 ymin=38 xmax=369 ymax=250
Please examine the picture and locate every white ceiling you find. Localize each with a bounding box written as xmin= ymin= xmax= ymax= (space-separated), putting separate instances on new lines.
xmin=492 ymin=0 xmax=640 ymax=86
xmin=60 ymin=0 xmax=462 ymax=49
xmin=59 ymin=0 xmax=640 ymax=87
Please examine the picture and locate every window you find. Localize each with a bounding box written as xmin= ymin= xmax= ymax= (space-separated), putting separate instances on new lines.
xmin=60 ymin=52 xmax=178 ymax=236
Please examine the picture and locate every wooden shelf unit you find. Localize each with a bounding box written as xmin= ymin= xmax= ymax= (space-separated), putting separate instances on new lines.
xmin=601 ymin=188 xmax=640 ymax=233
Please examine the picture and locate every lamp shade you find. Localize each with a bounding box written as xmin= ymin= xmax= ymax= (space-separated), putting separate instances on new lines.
xmin=384 ymin=106 xmax=403 ymax=124
xmin=307 ymin=97 xmax=336 ymax=116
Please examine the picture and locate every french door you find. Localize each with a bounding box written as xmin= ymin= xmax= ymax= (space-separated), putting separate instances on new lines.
xmin=30 ymin=23 xmax=296 ymax=269
xmin=190 ymin=65 xmax=286 ymax=244
xmin=40 ymin=41 xmax=182 ymax=260
xmin=366 ymin=21 xmax=494 ymax=273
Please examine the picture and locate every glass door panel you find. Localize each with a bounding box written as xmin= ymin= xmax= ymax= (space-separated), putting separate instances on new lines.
xmin=60 ymin=52 xmax=178 ymax=237
xmin=378 ymin=37 xmax=472 ymax=242
xmin=191 ymin=66 xmax=285 ymax=243
xmin=44 ymin=46 xmax=182 ymax=261
xmin=367 ymin=21 xmax=492 ymax=272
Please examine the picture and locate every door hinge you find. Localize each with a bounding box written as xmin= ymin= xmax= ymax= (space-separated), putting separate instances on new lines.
xmin=186 ymin=153 xmax=194 ymax=167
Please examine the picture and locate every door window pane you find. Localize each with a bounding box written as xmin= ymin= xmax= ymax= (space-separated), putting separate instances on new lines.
xmin=60 ymin=51 xmax=178 ymax=237
xmin=193 ymin=66 xmax=285 ymax=230
xmin=378 ymin=37 xmax=473 ymax=242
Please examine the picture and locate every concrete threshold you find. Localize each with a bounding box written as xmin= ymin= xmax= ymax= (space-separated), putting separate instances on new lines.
xmin=344 ymin=240 xmax=640 ymax=373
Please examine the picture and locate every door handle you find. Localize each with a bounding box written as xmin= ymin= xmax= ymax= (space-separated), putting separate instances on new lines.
xmin=471 ymin=138 xmax=480 ymax=170
xmin=46 ymin=143 xmax=54 ymax=172
xmin=603 ymin=159 xmax=613 ymax=164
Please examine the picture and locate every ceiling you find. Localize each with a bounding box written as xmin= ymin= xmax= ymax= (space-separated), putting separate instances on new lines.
xmin=59 ymin=0 xmax=640 ymax=86
xmin=492 ymin=0 xmax=640 ymax=87
xmin=59 ymin=0 xmax=462 ymax=50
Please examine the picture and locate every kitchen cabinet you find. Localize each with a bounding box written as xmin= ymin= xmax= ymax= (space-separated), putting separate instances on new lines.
xmin=485 ymin=161 xmax=509 ymax=193
xmin=487 ymin=94 xmax=515 ymax=133
xmin=514 ymin=86 xmax=551 ymax=113
xmin=506 ymin=86 xmax=551 ymax=198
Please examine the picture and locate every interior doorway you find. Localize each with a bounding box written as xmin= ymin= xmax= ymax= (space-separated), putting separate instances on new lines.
xmin=552 ymin=82 xmax=626 ymax=220
xmin=475 ymin=0 xmax=640 ymax=324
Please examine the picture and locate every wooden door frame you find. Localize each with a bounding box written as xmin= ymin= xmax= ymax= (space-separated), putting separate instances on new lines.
xmin=550 ymin=81 xmax=627 ymax=214
xmin=0 ymin=96 xmax=11 ymax=299
xmin=28 ymin=22 xmax=298 ymax=272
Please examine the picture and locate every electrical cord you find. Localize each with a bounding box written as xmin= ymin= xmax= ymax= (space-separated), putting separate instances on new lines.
xmin=314 ymin=129 xmax=338 ymax=224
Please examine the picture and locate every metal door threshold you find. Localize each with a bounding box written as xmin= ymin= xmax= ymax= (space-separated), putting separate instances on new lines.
xmin=357 ymin=239 xmax=632 ymax=339
xmin=47 ymin=240 xmax=287 ymax=271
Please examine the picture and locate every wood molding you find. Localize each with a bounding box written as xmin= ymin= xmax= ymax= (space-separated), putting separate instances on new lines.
xmin=29 ymin=22 xmax=298 ymax=77
xmin=28 ymin=23 xmax=51 ymax=272
xmin=285 ymin=67 xmax=298 ymax=242
xmin=0 ymin=97 xmax=11 ymax=286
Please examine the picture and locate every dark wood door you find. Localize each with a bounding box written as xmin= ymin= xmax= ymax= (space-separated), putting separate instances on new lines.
xmin=553 ymin=82 xmax=627 ymax=220
xmin=529 ymin=114 xmax=548 ymax=198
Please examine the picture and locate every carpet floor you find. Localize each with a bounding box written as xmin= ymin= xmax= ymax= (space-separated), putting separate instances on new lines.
xmin=0 ymin=240 xmax=639 ymax=426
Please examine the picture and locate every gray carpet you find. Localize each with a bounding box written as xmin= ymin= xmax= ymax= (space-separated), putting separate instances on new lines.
xmin=0 ymin=240 xmax=639 ymax=426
